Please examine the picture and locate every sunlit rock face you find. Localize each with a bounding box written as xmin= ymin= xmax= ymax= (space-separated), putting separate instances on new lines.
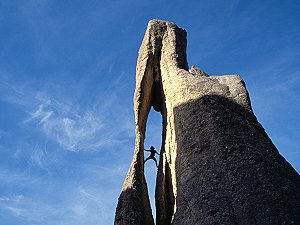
xmin=114 ymin=20 xmax=300 ymax=225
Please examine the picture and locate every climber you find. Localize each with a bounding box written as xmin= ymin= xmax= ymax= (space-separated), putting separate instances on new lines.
xmin=144 ymin=146 xmax=160 ymax=168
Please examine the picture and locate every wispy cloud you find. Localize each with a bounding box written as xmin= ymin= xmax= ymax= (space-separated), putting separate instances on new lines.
xmin=0 ymin=169 xmax=117 ymax=224
xmin=25 ymin=101 xmax=104 ymax=150
xmin=28 ymin=143 xmax=49 ymax=170
xmin=0 ymin=195 xmax=60 ymax=221
xmin=71 ymin=186 xmax=111 ymax=219
xmin=0 ymin=193 xmax=100 ymax=224
xmin=0 ymin=68 xmax=133 ymax=224
xmin=0 ymin=74 xmax=134 ymax=152
xmin=0 ymin=170 xmax=35 ymax=185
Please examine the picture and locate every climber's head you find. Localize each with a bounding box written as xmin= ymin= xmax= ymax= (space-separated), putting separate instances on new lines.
xmin=150 ymin=146 xmax=155 ymax=150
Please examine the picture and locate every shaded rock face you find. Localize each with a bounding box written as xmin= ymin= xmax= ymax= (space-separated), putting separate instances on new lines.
xmin=114 ymin=20 xmax=300 ymax=225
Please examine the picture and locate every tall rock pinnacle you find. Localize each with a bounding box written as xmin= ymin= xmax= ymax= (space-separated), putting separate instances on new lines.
xmin=114 ymin=20 xmax=300 ymax=225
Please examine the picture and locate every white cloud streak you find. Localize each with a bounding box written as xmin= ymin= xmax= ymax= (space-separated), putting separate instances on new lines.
xmin=0 ymin=65 xmax=134 ymax=224
xmin=26 ymin=102 xmax=104 ymax=150
xmin=0 ymin=74 xmax=134 ymax=152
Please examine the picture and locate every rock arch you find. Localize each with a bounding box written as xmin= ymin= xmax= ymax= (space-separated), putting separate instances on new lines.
xmin=114 ymin=20 xmax=300 ymax=225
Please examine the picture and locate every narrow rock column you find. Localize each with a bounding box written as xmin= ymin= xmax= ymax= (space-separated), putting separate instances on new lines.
xmin=115 ymin=20 xmax=300 ymax=225
xmin=114 ymin=20 xmax=156 ymax=225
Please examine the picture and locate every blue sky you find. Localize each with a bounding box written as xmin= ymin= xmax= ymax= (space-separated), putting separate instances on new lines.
xmin=0 ymin=0 xmax=299 ymax=224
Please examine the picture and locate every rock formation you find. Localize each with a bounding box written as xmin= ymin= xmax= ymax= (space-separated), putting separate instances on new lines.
xmin=189 ymin=66 xmax=209 ymax=77
xmin=115 ymin=20 xmax=300 ymax=225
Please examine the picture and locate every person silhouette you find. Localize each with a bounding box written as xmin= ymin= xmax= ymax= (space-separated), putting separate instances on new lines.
xmin=144 ymin=146 xmax=160 ymax=168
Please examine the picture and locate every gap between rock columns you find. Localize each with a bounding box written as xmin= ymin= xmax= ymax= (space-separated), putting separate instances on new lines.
xmin=114 ymin=20 xmax=300 ymax=225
